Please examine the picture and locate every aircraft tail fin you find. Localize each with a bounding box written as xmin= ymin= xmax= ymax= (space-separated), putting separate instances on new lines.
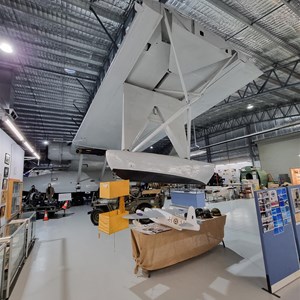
xmin=186 ymin=206 xmax=197 ymax=225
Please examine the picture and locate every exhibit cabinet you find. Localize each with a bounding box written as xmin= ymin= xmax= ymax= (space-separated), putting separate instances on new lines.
xmin=5 ymin=179 xmax=22 ymax=221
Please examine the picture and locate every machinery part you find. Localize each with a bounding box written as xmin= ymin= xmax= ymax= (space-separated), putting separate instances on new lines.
xmin=211 ymin=208 xmax=221 ymax=216
xmin=135 ymin=203 xmax=153 ymax=224
xmin=90 ymin=207 xmax=108 ymax=226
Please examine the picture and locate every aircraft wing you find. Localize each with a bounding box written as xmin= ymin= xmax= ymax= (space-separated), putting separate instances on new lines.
xmin=162 ymin=207 xmax=188 ymax=215
xmin=123 ymin=209 xmax=165 ymax=219
xmin=178 ymin=223 xmax=194 ymax=228
xmin=72 ymin=1 xmax=262 ymax=152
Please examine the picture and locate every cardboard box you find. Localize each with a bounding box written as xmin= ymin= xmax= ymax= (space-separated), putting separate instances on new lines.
xmin=100 ymin=180 xmax=129 ymax=199
xmin=267 ymin=182 xmax=279 ymax=188
xmin=98 ymin=210 xmax=129 ymax=235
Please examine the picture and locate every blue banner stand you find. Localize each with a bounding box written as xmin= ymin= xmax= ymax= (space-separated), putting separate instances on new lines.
xmin=287 ymin=185 xmax=300 ymax=259
xmin=254 ymin=187 xmax=300 ymax=295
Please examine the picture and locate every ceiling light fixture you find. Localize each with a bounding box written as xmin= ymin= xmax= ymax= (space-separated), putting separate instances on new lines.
xmin=4 ymin=117 xmax=41 ymax=160
xmin=247 ymin=104 xmax=254 ymax=110
xmin=64 ymin=68 xmax=76 ymax=75
xmin=0 ymin=42 xmax=13 ymax=53
xmin=33 ymin=152 xmax=41 ymax=160
xmin=43 ymin=140 xmax=49 ymax=145
xmin=24 ymin=141 xmax=34 ymax=153
xmin=5 ymin=118 xmax=24 ymax=141
xmin=150 ymin=146 xmax=153 ymax=149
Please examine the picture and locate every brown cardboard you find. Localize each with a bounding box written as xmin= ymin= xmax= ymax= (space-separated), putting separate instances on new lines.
xmin=131 ymin=215 xmax=226 ymax=272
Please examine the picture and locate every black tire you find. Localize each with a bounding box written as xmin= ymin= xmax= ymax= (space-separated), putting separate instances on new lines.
xmin=136 ymin=203 xmax=153 ymax=225
xmin=90 ymin=207 xmax=108 ymax=226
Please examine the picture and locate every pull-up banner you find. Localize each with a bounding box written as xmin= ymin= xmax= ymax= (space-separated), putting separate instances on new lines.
xmin=254 ymin=187 xmax=300 ymax=294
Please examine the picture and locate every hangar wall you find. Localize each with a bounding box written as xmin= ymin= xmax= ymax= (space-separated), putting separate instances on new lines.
xmin=257 ymin=134 xmax=300 ymax=181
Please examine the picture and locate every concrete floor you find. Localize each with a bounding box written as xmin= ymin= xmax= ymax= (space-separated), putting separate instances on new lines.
xmin=9 ymin=199 xmax=300 ymax=300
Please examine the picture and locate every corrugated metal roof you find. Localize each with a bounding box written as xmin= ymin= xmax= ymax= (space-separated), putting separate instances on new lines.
xmin=0 ymin=0 xmax=299 ymax=159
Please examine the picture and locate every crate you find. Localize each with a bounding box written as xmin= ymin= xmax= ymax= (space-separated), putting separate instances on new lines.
xmin=171 ymin=191 xmax=206 ymax=208
xmin=100 ymin=180 xmax=130 ymax=199
xmin=98 ymin=209 xmax=129 ymax=235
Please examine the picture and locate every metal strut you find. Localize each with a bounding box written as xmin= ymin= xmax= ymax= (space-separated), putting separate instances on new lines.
xmin=90 ymin=5 xmax=119 ymax=50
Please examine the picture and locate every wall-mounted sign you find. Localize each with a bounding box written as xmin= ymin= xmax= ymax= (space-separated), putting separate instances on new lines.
xmin=4 ymin=153 xmax=10 ymax=165
xmin=3 ymin=167 xmax=9 ymax=178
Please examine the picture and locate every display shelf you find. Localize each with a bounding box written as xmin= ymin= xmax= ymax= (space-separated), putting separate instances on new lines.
xmin=0 ymin=221 xmax=26 ymax=299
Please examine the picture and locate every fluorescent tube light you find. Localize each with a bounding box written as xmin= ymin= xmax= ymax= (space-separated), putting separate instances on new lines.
xmin=33 ymin=152 xmax=41 ymax=160
xmin=24 ymin=141 xmax=34 ymax=153
xmin=5 ymin=118 xmax=24 ymax=141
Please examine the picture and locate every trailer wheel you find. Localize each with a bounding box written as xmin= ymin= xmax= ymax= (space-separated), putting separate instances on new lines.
xmin=90 ymin=208 xmax=107 ymax=226
xmin=136 ymin=203 xmax=153 ymax=224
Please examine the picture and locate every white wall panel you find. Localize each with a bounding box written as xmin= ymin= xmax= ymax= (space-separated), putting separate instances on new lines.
xmin=257 ymin=135 xmax=300 ymax=180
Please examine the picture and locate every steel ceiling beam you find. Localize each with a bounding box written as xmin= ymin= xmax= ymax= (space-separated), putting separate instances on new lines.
xmin=15 ymin=89 xmax=88 ymax=101
xmin=14 ymin=82 xmax=92 ymax=97
xmin=21 ymin=128 xmax=77 ymax=134
xmin=281 ymin=0 xmax=300 ymax=19
xmin=3 ymin=38 xmax=104 ymax=67
xmin=0 ymin=61 xmax=97 ymax=82
xmin=15 ymin=101 xmax=85 ymax=112
xmin=90 ymin=6 xmax=118 ymax=50
xmin=205 ymin=0 xmax=300 ymax=55
xmin=16 ymin=107 xmax=83 ymax=118
xmin=17 ymin=113 xmax=82 ymax=123
xmin=15 ymin=53 xmax=99 ymax=76
xmin=0 ymin=0 xmax=115 ymax=42
xmin=3 ymin=24 xmax=107 ymax=55
xmin=14 ymin=98 xmax=87 ymax=110
xmin=196 ymin=102 xmax=300 ymax=138
xmin=17 ymin=121 xmax=78 ymax=130
xmin=17 ymin=117 xmax=80 ymax=126
xmin=220 ymin=59 xmax=300 ymax=107
xmin=63 ymin=0 xmax=124 ymax=23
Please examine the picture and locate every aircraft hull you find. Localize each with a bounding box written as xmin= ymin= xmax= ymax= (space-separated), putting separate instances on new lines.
xmin=106 ymin=150 xmax=214 ymax=185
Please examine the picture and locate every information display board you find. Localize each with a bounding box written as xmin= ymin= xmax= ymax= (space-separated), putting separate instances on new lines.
xmin=287 ymin=185 xmax=300 ymax=259
xmin=254 ymin=187 xmax=300 ymax=294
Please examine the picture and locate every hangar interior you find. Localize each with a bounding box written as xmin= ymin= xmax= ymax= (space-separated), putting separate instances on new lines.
xmin=0 ymin=0 xmax=300 ymax=299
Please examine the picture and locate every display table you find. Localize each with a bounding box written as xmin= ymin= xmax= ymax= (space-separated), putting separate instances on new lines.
xmin=131 ymin=215 xmax=226 ymax=274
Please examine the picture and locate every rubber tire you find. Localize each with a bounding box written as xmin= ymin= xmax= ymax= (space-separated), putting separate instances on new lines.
xmin=90 ymin=208 xmax=107 ymax=226
xmin=136 ymin=203 xmax=153 ymax=225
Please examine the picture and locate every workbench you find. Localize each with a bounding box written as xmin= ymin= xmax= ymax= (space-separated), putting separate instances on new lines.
xmin=131 ymin=215 xmax=226 ymax=275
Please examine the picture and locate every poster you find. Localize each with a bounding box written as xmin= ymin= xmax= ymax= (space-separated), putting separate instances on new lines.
xmin=258 ymin=191 xmax=274 ymax=233
xmin=258 ymin=189 xmax=291 ymax=235
xmin=290 ymin=187 xmax=300 ymax=213
xmin=290 ymin=187 xmax=300 ymax=223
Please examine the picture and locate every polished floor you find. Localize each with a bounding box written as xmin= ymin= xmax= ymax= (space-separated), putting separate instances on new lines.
xmin=10 ymin=199 xmax=300 ymax=300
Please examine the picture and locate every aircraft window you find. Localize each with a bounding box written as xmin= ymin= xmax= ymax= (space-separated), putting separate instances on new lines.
xmin=90 ymin=180 xmax=95 ymax=182
xmin=225 ymin=49 xmax=228 ymax=53
xmin=200 ymin=30 xmax=204 ymax=36
xmin=51 ymin=178 xmax=58 ymax=181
